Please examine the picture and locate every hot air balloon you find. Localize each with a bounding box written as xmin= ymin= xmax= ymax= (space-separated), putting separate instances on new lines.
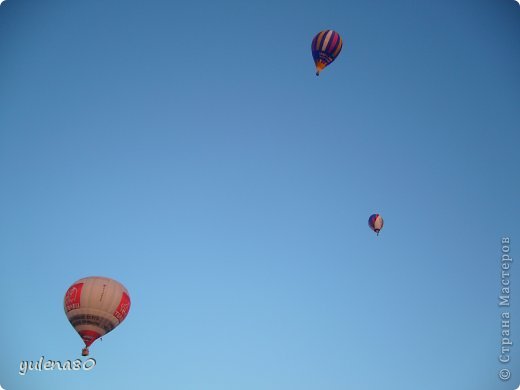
xmin=311 ymin=30 xmax=343 ymax=76
xmin=64 ymin=276 xmax=131 ymax=356
xmin=368 ymin=214 xmax=384 ymax=235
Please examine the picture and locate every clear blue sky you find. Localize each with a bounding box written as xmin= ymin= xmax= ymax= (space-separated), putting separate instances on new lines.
xmin=1 ymin=0 xmax=519 ymax=389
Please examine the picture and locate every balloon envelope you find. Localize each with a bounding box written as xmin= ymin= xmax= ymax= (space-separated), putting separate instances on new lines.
xmin=64 ymin=276 xmax=131 ymax=355
xmin=311 ymin=30 xmax=343 ymax=75
xmin=368 ymin=214 xmax=384 ymax=235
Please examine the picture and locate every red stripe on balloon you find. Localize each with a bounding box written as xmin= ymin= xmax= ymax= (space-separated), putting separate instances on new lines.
xmin=113 ymin=292 xmax=131 ymax=323
xmin=325 ymin=32 xmax=339 ymax=53
xmin=79 ymin=329 xmax=102 ymax=347
xmin=64 ymin=283 xmax=84 ymax=312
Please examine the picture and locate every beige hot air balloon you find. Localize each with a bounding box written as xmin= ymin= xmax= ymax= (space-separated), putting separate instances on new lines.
xmin=64 ymin=276 xmax=131 ymax=356
xmin=368 ymin=214 xmax=384 ymax=236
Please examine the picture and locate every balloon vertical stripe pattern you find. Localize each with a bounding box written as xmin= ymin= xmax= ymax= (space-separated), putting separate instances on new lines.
xmin=311 ymin=30 xmax=343 ymax=75
xmin=64 ymin=276 xmax=131 ymax=356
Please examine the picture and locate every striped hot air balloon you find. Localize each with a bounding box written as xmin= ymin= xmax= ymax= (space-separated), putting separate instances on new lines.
xmin=64 ymin=276 xmax=131 ymax=356
xmin=368 ymin=214 xmax=384 ymax=235
xmin=311 ymin=30 xmax=343 ymax=76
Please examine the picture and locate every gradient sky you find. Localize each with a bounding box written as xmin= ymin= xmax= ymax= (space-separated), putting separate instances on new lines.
xmin=1 ymin=0 xmax=519 ymax=389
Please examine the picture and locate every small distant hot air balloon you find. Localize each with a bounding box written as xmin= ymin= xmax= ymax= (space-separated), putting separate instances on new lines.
xmin=64 ymin=276 xmax=131 ymax=356
xmin=311 ymin=30 xmax=343 ymax=76
xmin=368 ymin=214 xmax=384 ymax=235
